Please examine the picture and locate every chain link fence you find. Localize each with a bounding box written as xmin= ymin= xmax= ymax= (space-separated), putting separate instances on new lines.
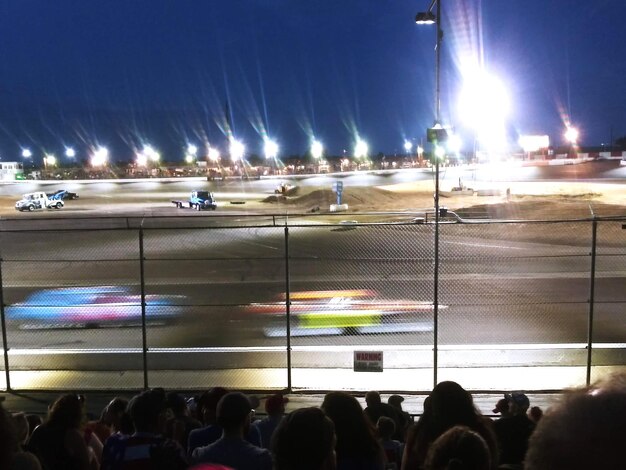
xmin=0 ymin=215 xmax=624 ymax=393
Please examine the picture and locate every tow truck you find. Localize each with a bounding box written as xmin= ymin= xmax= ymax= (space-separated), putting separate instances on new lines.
xmin=15 ymin=192 xmax=64 ymax=211
xmin=171 ymin=190 xmax=217 ymax=210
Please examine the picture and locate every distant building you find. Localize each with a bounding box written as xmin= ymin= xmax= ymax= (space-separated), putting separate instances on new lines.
xmin=0 ymin=162 xmax=25 ymax=181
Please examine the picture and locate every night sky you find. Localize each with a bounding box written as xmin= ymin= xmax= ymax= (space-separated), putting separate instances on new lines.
xmin=0 ymin=0 xmax=624 ymax=162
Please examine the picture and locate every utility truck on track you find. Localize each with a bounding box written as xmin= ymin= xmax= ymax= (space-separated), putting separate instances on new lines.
xmin=171 ymin=190 xmax=217 ymax=210
xmin=15 ymin=192 xmax=64 ymax=212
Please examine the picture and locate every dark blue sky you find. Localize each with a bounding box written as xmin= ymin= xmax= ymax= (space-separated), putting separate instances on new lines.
xmin=0 ymin=0 xmax=624 ymax=162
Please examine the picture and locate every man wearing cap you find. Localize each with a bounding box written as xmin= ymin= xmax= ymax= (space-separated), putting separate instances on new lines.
xmin=192 ymin=392 xmax=272 ymax=470
xmin=252 ymin=393 xmax=288 ymax=449
xmin=494 ymin=392 xmax=535 ymax=466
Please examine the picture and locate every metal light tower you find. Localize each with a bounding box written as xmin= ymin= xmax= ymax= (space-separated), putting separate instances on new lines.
xmin=416 ymin=0 xmax=443 ymax=387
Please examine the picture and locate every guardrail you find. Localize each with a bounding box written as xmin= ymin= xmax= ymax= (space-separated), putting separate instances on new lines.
xmin=0 ymin=213 xmax=625 ymax=393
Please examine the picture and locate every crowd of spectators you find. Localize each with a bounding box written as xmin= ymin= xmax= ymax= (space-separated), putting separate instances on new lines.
xmin=1 ymin=372 xmax=624 ymax=469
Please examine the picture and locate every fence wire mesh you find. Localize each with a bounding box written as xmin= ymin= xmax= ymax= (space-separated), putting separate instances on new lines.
xmin=0 ymin=217 xmax=624 ymax=392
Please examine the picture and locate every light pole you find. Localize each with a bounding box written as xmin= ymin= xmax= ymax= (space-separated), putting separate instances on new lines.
xmin=416 ymin=0 xmax=443 ymax=387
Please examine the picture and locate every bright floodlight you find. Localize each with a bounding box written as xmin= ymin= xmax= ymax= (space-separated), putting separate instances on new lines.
xmin=447 ymin=134 xmax=462 ymax=154
xmin=564 ymin=126 xmax=579 ymax=145
xmin=91 ymin=147 xmax=109 ymax=166
xmin=354 ymin=138 xmax=369 ymax=159
xmin=21 ymin=148 xmax=32 ymax=158
xmin=143 ymin=145 xmax=160 ymax=162
xmin=415 ymin=11 xmax=436 ymax=24
xmin=230 ymin=138 xmax=245 ymax=161
xmin=458 ymin=69 xmax=510 ymax=151
xmin=311 ymin=140 xmax=323 ymax=160
xmin=45 ymin=154 xmax=57 ymax=166
xmin=208 ymin=147 xmax=220 ymax=162
xmin=136 ymin=151 xmax=148 ymax=166
xmin=65 ymin=147 xmax=76 ymax=158
xmin=264 ymin=138 xmax=279 ymax=160
xmin=187 ymin=144 xmax=198 ymax=156
xmin=185 ymin=154 xmax=194 ymax=164
xmin=404 ymin=140 xmax=413 ymax=152
xmin=519 ymin=135 xmax=550 ymax=152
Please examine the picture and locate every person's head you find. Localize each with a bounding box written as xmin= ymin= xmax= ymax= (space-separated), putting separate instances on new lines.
xmin=528 ymin=406 xmax=543 ymax=424
xmin=492 ymin=398 xmax=510 ymax=417
xmin=101 ymin=397 xmax=129 ymax=428
xmin=272 ymin=407 xmax=336 ymax=470
xmin=505 ymin=392 xmax=530 ymax=416
xmin=388 ymin=394 xmax=405 ymax=411
xmin=0 ymin=403 xmax=19 ymax=467
xmin=321 ymin=392 xmax=381 ymax=459
xmin=365 ymin=391 xmax=382 ymax=407
xmin=47 ymin=394 xmax=85 ymax=430
xmin=525 ymin=374 xmax=626 ymax=470
xmin=376 ymin=416 xmax=396 ymax=440
xmin=166 ymin=392 xmax=188 ymax=417
xmin=216 ymin=392 xmax=252 ymax=434
xmin=197 ymin=387 xmax=229 ymax=425
xmin=429 ymin=382 xmax=477 ymax=430
xmin=264 ymin=393 xmax=289 ymax=416
xmin=424 ymin=425 xmax=491 ymax=470
xmin=128 ymin=389 xmax=168 ymax=433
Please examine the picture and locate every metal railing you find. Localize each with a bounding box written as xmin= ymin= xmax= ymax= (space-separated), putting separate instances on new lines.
xmin=0 ymin=213 xmax=624 ymax=393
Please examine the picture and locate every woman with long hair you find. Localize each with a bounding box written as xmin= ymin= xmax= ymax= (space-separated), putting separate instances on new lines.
xmin=321 ymin=392 xmax=385 ymax=470
xmin=26 ymin=394 xmax=98 ymax=470
xmin=402 ymin=382 xmax=497 ymax=470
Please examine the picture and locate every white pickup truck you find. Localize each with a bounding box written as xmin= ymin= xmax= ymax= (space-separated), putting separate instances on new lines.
xmin=15 ymin=191 xmax=64 ymax=212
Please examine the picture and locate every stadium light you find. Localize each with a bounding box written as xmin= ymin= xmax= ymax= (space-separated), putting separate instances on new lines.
xmin=230 ymin=138 xmax=245 ymax=161
xmin=404 ymin=140 xmax=413 ymax=153
xmin=21 ymin=148 xmax=32 ymax=158
xmin=416 ymin=0 xmax=444 ymax=387
xmin=564 ymin=126 xmax=579 ymax=145
xmin=44 ymin=154 xmax=56 ymax=167
xmin=354 ymin=138 xmax=369 ymax=159
xmin=91 ymin=147 xmax=109 ymax=166
xmin=311 ymin=140 xmax=323 ymax=160
xmin=264 ymin=138 xmax=279 ymax=160
xmin=65 ymin=147 xmax=76 ymax=158
xmin=208 ymin=147 xmax=220 ymax=162
xmin=187 ymin=144 xmax=198 ymax=157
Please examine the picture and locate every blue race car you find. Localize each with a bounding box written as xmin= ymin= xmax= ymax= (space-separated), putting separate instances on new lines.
xmin=6 ymin=286 xmax=184 ymax=329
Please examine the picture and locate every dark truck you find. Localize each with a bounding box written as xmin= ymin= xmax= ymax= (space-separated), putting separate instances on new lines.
xmin=171 ymin=190 xmax=217 ymax=210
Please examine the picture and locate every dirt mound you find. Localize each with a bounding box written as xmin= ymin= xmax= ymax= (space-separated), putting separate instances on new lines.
xmin=263 ymin=187 xmax=412 ymax=211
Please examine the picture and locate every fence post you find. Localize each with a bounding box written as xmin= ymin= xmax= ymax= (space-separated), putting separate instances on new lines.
xmin=139 ymin=225 xmax=149 ymax=390
xmin=284 ymin=226 xmax=292 ymax=392
xmin=586 ymin=218 xmax=598 ymax=386
xmin=0 ymin=258 xmax=11 ymax=391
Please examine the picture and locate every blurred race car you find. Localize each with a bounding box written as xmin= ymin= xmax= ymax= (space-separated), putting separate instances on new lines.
xmin=47 ymin=189 xmax=79 ymax=201
xmin=6 ymin=286 xmax=184 ymax=329
xmin=245 ymin=289 xmax=440 ymax=337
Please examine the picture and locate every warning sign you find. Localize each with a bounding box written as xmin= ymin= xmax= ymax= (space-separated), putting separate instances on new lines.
xmin=354 ymin=351 xmax=383 ymax=372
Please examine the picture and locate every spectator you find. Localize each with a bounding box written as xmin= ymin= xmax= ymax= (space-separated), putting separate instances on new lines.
xmin=387 ymin=394 xmax=412 ymax=439
xmin=26 ymin=394 xmax=97 ymax=470
xmin=322 ymin=391 xmax=386 ymax=470
xmin=493 ymin=392 xmax=534 ymax=467
xmin=424 ymin=425 xmax=491 ymax=470
xmin=271 ymin=406 xmax=336 ymax=470
xmin=1 ymin=402 xmax=42 ymax=470
xmin=364 ymin=391 xmax=403 ymax=441
xmin=165 ymin=392 xmax=202 ymax=449
xmin=191 ymin=392 xmax=272 ymax=470
xmin=401 ymin=382 xmax=497 ymax=470
xmin=253 ymin=393 xmax=288 ymax=449
xmin=188 ymin=388 xmax=261 ymax=455
xmin=492 ymin=398 xmax=511 ymax=418
xmin=26 ymin=414 xmax=43 ymax=437
xmin=377 ymin=416 xmax=404 ymax=470
xmin=100 ymin=389 xmax=188 ymax=470
xmin=85 ymin=397 xmax=128 ymax=444
xmin=527 ymin=406 xmax=543 ymax=424
xmin=525 ymin=373 xmax=626 ymax=470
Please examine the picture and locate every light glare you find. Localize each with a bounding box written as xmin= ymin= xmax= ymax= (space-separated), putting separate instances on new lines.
xmin=311 ymin=140 xmax=323 ymax=159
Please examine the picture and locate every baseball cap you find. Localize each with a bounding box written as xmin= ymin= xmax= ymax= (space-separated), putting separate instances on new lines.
xmin=388 ymin=394 xmax=405 ymax=405
xmin=493 ymin=398 xmax=509 ymax=414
